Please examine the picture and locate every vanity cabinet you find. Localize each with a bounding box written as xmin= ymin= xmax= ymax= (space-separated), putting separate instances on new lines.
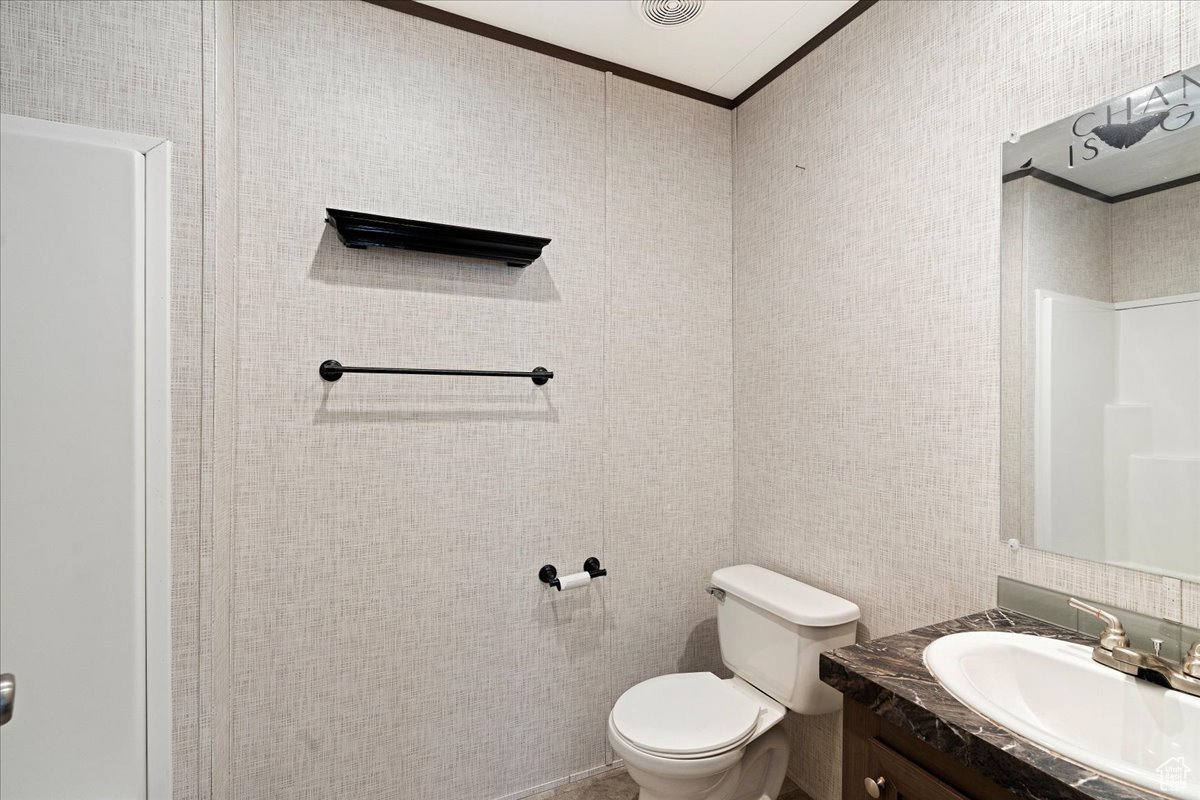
xmin=842 ymin=699 xmax=1020 ymax=800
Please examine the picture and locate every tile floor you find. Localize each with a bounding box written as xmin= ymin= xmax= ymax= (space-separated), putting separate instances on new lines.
xmin=533 ymin=767 xmax=812 ymax=799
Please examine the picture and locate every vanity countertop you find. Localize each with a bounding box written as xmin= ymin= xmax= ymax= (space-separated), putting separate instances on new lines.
xmin=819 ymin=609 xmax=1166 ymax=800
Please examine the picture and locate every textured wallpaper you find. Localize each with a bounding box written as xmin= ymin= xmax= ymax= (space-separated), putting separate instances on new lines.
xmin=734 ymin=2 xmax=1200 ymax=797
xmin=1111 ymin=181 xmax=1200 ymax=301
xmin=1024 ymin=179 xmax=1114 ymax=303
xmin=230 ymin=2 xmax=603 ymax=793
xmin=206 ymin=2 xmax=238 ymax=798
xmin=229 ymin=3 xmax=731 ymax=799
xmin=604 ymin=75 xmax=734 ymax=726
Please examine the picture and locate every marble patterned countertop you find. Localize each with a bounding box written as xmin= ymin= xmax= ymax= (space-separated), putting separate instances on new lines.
xmin=819 ymin=609 xmax=1168 ymax=800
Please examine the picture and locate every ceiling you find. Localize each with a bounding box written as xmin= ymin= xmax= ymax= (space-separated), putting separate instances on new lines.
xmin=414 ymin=0 xmax=859 ymax=99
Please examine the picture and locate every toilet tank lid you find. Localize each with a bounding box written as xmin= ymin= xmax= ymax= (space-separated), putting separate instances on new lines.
xmin=711 ymin=565 xmax=860 ymax=626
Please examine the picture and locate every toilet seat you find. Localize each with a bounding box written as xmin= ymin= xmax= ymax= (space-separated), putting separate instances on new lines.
xmin=610 ymin=672 xmax=763 ymax=758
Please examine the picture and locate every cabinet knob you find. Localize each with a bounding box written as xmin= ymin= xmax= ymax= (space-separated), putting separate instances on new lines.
xmin=864 ymin=775 xmax=886 ymax=798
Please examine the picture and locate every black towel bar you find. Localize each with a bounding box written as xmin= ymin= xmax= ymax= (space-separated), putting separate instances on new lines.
xmin=319 ymin=360 xmax=552 ymax=385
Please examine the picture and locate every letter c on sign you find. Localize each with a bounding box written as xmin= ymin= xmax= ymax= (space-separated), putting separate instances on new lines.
xmin=1072 ymin=112 xmax=1097 ymax=137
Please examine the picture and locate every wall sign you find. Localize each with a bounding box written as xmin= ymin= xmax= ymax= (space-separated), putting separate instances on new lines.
xmin=1069 ymin=66 xmax=1198 ymax=165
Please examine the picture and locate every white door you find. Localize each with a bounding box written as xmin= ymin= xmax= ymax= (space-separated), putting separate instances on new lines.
xmin=0 ymin=115 xmax=171 ymax=799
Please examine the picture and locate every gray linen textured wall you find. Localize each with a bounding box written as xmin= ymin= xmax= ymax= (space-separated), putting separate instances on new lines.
xmin=228 ymin=2 xmax=731 ymax=798
xmin=1111 ymin=181 xmax=1200 ymax=300
xmin=733 ymin=1 xmax=1200 ymax=796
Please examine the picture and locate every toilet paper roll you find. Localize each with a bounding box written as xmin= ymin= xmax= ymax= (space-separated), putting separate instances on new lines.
xmin=556 ymin=571 xmax=592 ymax=591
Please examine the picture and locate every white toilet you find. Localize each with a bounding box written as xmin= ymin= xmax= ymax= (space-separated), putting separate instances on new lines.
xmin=607 ymin=565 xmax=860 ymax=800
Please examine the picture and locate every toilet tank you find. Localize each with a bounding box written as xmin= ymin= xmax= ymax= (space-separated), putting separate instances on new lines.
xmin=711 ymin=565 xmax=859 ymax=715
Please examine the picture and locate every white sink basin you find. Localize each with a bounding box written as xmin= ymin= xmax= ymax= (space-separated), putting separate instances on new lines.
xmin=924 ymin=631 xmax=1200 ymax=799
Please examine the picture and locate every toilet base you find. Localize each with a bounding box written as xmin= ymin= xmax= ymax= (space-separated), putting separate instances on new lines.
xmin=727 ymin=726 xmax=789 ymax=800
xmin=621 ymin=726 xmax=790 ymax=800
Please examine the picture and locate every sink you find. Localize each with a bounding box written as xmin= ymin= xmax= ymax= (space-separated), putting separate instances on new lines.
xmin=924 ymin=631 xmax=1200 ymax=799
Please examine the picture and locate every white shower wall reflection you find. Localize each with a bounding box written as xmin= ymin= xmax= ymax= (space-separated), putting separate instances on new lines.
xmin=1034 ymin=291 xmax=1199 ymax=580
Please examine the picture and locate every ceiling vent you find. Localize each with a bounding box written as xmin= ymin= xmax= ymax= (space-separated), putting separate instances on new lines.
xmin=633 ymin=0 xmax=705 ymax=28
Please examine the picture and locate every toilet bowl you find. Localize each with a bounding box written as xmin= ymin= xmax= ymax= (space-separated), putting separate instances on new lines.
xmin=608 ymin=565 xmax=859 ymax=800
xmin=607 ymin=673 xmax=789 ymax=800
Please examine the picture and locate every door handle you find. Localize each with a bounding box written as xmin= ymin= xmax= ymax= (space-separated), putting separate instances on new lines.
xmin=0 ymin=673 xmax=14 ymax=725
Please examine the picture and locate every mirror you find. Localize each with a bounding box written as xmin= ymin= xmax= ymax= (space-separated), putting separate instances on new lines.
xmin=1001 ymin=65 xmax=1200 ymax=581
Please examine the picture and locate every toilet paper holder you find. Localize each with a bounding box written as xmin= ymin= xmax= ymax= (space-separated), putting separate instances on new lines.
xmin=538 ymin=557 xmax=606 ymax=590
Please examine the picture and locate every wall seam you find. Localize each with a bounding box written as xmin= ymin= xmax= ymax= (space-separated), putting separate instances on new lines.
xmin=1181 ymin=0 xmax=1185 ymax=71
xmin=197 ymin=3 xmax=216 ymax=798
xmin=730 ymin=104 xmax=739 ymax=566
xmin=223 ymin=2 xmax=240 ymax=794
xmin=602 ymin=69 xmax=614 ymax=770
xmin=219 ymin=2 xmax=240 ymax=796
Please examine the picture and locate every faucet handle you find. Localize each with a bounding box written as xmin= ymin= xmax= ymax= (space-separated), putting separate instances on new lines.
xmin=1184 ymin=642 xmax=1200 ymax=679
xmin=1068 ymin=598 xmax=1129 ymax=651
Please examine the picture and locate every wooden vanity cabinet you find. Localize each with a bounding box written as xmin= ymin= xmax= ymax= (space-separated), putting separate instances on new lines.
xmin=842 ymin=699 xmax=1022 ymax=800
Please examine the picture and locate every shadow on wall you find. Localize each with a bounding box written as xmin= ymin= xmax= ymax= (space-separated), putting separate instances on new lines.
xmin=308 ymin=224 xmax=561 ymax=302
xmin=312 ymin=382 xmax=560 ymax=425
xmin=784 ymin=710 xmax=842 ymax=797
xmin=537 ymin=581 xmax=606 ymax=667
xmin=306 ymin=220 xmax=562 ymax=424
xmin=678 ymin=616 xmax=728 ymax=676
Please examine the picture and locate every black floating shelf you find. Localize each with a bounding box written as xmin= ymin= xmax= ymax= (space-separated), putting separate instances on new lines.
xmin=325 ymin=208 xmax=550 ymax=268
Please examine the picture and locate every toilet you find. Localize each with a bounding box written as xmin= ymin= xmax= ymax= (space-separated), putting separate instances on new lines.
xmin=607 ymin=565 xmax=860 ymax=800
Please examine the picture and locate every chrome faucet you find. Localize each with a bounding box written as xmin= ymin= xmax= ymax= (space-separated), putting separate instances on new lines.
xmin=1069 ymin=598 xmax=1200 ymax=698
xmin=1185 ymin=641 xmax=1200 ymax=680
